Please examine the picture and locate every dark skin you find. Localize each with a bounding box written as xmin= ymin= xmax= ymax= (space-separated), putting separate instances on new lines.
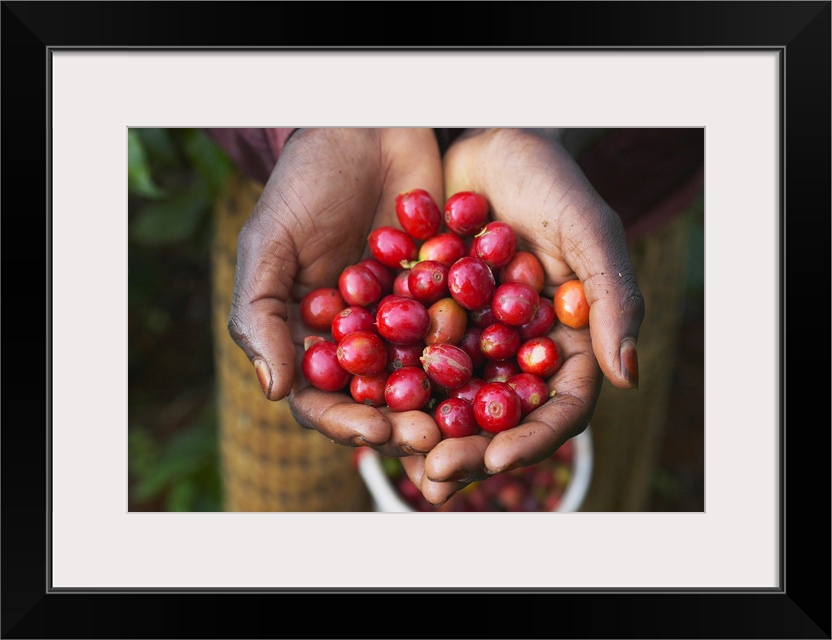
xmin=228 ymin=127 xmax=644 ymax=507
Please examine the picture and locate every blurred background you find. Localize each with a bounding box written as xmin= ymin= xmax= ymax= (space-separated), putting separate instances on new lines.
xmin=127 ymin=127 xmax=704 ymax=513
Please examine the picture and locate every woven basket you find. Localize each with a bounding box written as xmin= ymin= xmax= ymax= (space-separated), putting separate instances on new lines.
xmin=211 ymin=172 xmax=373 ymax=512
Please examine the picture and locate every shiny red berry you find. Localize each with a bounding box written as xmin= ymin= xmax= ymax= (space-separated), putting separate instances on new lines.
xmin=507 ymin=372 xmax=549 ymax=416
xmin=517 ymin=298 xmax=556 ymax=341
xmin=491 ymin=281 xmax=540 ymax=326
xmin=375 ymin=296 xmax=430 ymax=345
xmin=338 ymin=263 xmax=382 ymax=308
xmin=395 ymin=188 xmax=442 ymax=240
xmin=447 ymin=256 xmax=495 ymax=310
xmin=300 ymin=288 xmax=347 ymax=332
xmin=302 ymin=340 xmax=351 ymax=392
xmin=471 ymin=221 xmax=518 ymax=269
xmin=336 ymin=331 xmax=387 ymax=376
xmin=408 ymin=260 xmax=449 ymax=306
xmin=418 ymin=232 xmax=468 ymax=269
xmin=384 ymin=366 xmax=432 ymax=412
xmin=331 ymin=306 xmax=377 ymax=342
xmin=350 ymin=371 xmax=390 ymax=407
xmin=444 ymin=191 xmax=490 ymax=236
xmin=498 ymin=251 xmax=545 ymax=293
xmin=368 ymin=226 xmax=418 ymax=269
xmin=435 ymin=398 xmax=479 ymax=438
xmin=479 ymin=322 xmax=521 ymax=361
xmin=517 ymin=337 xmax=563 ymax=378
xmin=420 ymin=343 xmax=473 ymax=390
xmin=473 ymin=381 xmax=522 ymax=433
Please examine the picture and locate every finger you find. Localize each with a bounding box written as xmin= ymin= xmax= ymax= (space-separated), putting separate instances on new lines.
xmin=383 ymin=409 xmax=443 ymax=457
xmin=227 ymin=185 xmax=301 ymax=401
xmin=400 ymin=454 xmax=468 ymax=508
xmin=483 ymin=324 xmax=600 ymax=474
xmin=423 ymin=434 xmax=492 ymax=483
xmin=287 ymin=386 xmax=393 ymax=447
xmin=376 ymin=129 xmax=445 ymax=229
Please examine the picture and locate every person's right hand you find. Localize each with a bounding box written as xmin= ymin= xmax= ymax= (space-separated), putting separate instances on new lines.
xmin=227 ymin=128 xmax=446 ymax=458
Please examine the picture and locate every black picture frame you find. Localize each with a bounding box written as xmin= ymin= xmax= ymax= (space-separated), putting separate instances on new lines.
xmin=3 ymin=1 xmax=829 ymax=638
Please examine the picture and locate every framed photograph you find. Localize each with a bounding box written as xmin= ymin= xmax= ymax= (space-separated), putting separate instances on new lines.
xmin=5 ymin=1 xmax=829 ymax=638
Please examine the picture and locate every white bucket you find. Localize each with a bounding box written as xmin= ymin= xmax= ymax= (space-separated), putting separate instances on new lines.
xmin=357 ymin=425 xmax=594 ymax=512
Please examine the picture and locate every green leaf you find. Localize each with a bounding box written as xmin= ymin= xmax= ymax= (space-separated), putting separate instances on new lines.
xmin=128 ymin=129 xmax=167 ymax=199
xmin=135 ymin=128 xmax=179 ymax=169
xmin=129 ymin=179 xmax=210 ymax=246
xmin=182 ymin=128 xmax=233 ymax=197
xmin=165 ymin=478 xmax=199 ymax=512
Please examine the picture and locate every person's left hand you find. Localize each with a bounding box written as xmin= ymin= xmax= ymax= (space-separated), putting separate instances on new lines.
xmin=400 ymin=128 xmax=645 ymax=507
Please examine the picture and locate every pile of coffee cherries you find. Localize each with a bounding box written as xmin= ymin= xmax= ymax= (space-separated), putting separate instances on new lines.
xmin=300 ymin=188 xmax=589 ymax=438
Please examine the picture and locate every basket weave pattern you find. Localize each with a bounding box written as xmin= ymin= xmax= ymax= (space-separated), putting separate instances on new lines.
xmin=211 ymin=173 xmax=373 ymax=512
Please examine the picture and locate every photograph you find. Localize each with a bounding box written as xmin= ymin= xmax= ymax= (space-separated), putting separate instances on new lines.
xmin=126 ymin=126 xmax=705 ymax=516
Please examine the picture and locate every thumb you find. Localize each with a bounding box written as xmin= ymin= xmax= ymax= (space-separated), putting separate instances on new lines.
xmin=227 ymin=175 xmax=300 ymax=401
xmin=541 ymin=155 xmax=645 ymax=390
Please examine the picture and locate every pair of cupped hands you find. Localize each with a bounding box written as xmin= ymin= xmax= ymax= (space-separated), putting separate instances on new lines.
xmin=228 ymin=127 xmax=645 ymax=508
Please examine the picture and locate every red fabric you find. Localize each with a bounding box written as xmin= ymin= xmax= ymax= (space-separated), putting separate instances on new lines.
xmin=204 ymin=127 xmax=296 ymax=186
xmin=205 ymin=128 xmax=704 ymax=239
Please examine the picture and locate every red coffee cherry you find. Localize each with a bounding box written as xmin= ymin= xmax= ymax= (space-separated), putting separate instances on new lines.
xmin=408 ymin=260 xmax=449 ymax=306
xmin=331 ymin=306 xmax=377 ymax=343
xmin=483 ymin=359 xmax=521 ymax=383
xmin=375 ymin=296 xmax=430 ymax=345
xmin=338 ymin=263 xmax=382 ymax=308
xmin=507 ymin=372 xmax=549 ymax=417
xmin=491 ymin=281 xmax=540 ymax=326
xmin=300 ymin=287 xmax=347 ymax=332
xmin=350 ymin=371 xmax=389 ymax=407
xmin=418 ymin=232 xmax=468 ymax=269
xmin=517 ymin=336 xmax=563 ymax=378
xmin=517 ymin=298 xmax=556 ymax=341
xmin=472 ymin=381 xmax=523 ymax=433
xmin=447 ymin=256 xmax=496 ymax=310
xmin=386 ymin=341 xmax=425 ymax=372
xmin=392 ymin=270 xmax=414 ymax=298
xmin=395 ymin=188 xmax=442 ymax=240
xmin=336 ymin=331 xmax=387 ymax=376
xmin=384 ymin=366 xmax=432 ymax=412
xmin=420 ymin=343 xmax=473 ymax=390
xmin=457 ymin=326 xmax=486 ymax=368
xmin=358 ymin=258 xmax=395 ymax=296
xmin=448 ymin=376 xmax=486 ymax=405
xmin=468 ymin=303 xmax=498 ymax=330
xmin=301 ymin=340 xmax=351 ymax=392
xmin=434 ymin=398 xmax=479 ymax=439
xmin=499 ymin=251 xmax=546 ymax=293
xmin=479 ymin=322 xmax=521 ymax=361
xmin=471 ymin=221 xmax=518 ymax=269
xmin=443 ymin=191 xmax=490 ymax=236
xmin=368 ymin=226 xmax=418 ymax=269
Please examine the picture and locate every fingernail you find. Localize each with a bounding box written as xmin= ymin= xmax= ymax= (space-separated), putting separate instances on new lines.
xmin=402 ymin=444 xmax=430 ymax=455
xmin=620 ymin=338 xmax=639 ymax=388
xmin=486 ymin=462 xmax=518 ymax=475
xmin=443 ymin=469 xmax=471 ymax=483
xmin=254 ymin=358 xmax=272 ymax=399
